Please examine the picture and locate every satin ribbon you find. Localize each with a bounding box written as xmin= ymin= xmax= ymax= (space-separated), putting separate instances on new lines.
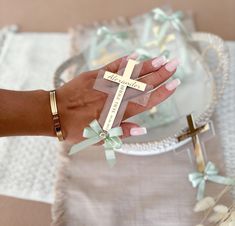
xmin=152 ymin=8 xmax=193 ymax=79
xmin=96 ymin=26 xmax=129 ymax=50
xmin=88 ymin=26 xmax=130 ymax=68
xmin=69 ymin=119 xmax=123 ymax=167
xmin=152 ymin=8 xmax=190 ymax=45
xmin=140 ymin=8 xmax=191 ymax=79
xmin=142 ymin=8 xmax=187 ymax=44
xmin=188 ymin=161 xmax=235 ymax=200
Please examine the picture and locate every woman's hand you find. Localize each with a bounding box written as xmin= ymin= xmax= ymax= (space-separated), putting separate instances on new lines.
xmin=56 ymin=54 xmax=180 ymax=144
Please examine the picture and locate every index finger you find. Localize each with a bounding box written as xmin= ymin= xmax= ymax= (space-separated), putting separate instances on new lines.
xmin=100 ymin=53 xmax=166 ymax=76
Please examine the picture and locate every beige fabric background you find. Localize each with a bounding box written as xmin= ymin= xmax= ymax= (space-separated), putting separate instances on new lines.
xmin=0 ymin=0 xmax=235 ymax=39
xmin=0 ymin=1 xmax=234 ymax=226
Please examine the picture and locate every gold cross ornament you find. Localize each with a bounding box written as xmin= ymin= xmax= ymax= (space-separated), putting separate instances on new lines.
xmin=94 ymin=58 xmax=152 ymax=132
xmin=177 ymin=114 xmax=211 ymax=173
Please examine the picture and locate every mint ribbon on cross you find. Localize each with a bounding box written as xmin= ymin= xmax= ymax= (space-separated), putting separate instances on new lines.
xmin=188 ymin=161 xmax=235 ymax=200
xmin=69 ymin=119 xmax=123 ymax=167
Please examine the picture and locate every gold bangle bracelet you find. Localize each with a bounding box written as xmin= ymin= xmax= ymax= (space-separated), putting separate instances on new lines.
xmin=49 ymin=90 xmax=64 ymax=141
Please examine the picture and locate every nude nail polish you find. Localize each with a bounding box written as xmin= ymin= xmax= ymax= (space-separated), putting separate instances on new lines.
xmin=165 ymin=79 xmax=181 ymax=91
xmin=130 ymin=127 xmax=147 ymax=136
xmin=152 ymin=56 xmax=167 ymax=68
xmin=165 ymin=58 xmax=180 ymax=72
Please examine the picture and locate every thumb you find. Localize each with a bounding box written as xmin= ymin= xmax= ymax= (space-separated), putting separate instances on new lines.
xmin=120 ymin=122 xmax=147 ymax=139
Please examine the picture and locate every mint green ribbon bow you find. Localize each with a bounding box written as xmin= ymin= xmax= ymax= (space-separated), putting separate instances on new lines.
xmin=96 ymin=26 xmax=129 ymax=50
xmin=88 ymin=26 xmax=130 ymax=67
xmin=69 ymin=119 xmax=123 ymax=167
xmin=152 ymin=8 xmax=190 ymax=46
xmin=188 ymin=161 xmax=235 ymax=200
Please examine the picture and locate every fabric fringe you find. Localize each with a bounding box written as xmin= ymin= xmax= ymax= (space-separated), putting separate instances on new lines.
xmin=50 ymin=143 xmax=71 ymax=226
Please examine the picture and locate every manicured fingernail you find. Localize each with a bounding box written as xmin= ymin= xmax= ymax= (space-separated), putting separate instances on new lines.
xmin=165 ymin=58 xmax=180 ymax=72
xmin=152 ymin=56 xmax=167 ymax=68
xmin=165 ymin=78 xmax=181 ymax=91
xmin=127 ymin=52 xmax=138 ymax=60
xmin=130 ymin=127 xmax=147 ymax=136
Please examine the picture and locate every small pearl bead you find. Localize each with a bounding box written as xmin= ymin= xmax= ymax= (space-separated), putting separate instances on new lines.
xmin=99 ymin=132 xmax=107 ymax=139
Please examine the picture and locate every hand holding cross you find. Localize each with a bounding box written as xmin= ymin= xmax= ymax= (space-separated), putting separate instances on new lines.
xmin=94 ymin=59 xmax=152 ymax=131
